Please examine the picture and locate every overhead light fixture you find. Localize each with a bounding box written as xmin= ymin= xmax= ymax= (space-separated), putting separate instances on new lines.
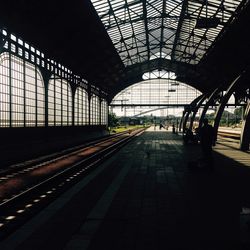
xmin=195 ymin=17 xmax=220 ymax=29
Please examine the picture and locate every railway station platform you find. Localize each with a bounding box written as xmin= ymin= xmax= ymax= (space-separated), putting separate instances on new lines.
xmin=1 ymin=127 xmax=250 ymax=250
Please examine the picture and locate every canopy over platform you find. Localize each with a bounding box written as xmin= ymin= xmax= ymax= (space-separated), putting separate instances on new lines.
xmin=0 ymin=0 xmax=249 ymax=99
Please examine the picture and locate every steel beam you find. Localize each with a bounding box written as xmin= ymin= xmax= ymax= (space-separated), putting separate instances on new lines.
xmin=110 ymin=103 xmax=205 ymax=107
xmin=198 ymin=87 xmax=221 ymax=130
xmin=182 ymin=94 xmax=204 ymax=132
xmin=213 ymin=74 xmax=243 ymax=138
xmin=171 ymin=0 xmax=188 ymax=61
xmin=240 ymin=101 xmax=250 ymax=150
xmin=189 ymin=94 xmax=207 ymax=130
xmin=179 ymin=110 xmax=185 ymax=132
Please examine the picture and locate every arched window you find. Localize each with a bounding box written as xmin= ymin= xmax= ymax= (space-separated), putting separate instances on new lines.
xmin=74 ymin=86 xmax=89 ymax=125
xmin=48 ymin=76 xmax=72 ymax=126
xmin=101 ymin=99 xmax=108 ymax=125
xmin=0 ymin=52 xmax=45 ymax=127
xmin=90 ymin=94 xmax=100 ymax=125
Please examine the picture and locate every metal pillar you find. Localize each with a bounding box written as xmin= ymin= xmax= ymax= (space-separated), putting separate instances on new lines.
xmin=213 ymin=74 xmax=243 ymax=137
xmin=198 ymin=87 xmax=221 ymax=130
xmin=182 ymin=107 xmax=191 ymax=132
xmin=99 ymin=98 xmax=102 ymax=126
xmin=40 ymin=69 xmax=51 ymax=127
xmin=182 ymin=94 xmax=204 ymax=132
xmin=240 ymin=101 xmax=250 ymax=150
xmin=88 ymin=85 xmax=91 ymax=126
xmin=71 ymin=86 xmax=76 ymax=126
xmin=189 ymin=94 xmax=207 ymax=130
xmin=179 ymin=110 xmax=185 ymax=132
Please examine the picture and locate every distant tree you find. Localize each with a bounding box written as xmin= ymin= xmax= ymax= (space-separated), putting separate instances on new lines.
xmin=234 ymin=106 xmax=243 ymax=118
xmin=108 ymin=113 xmax=119 ymax=127
xmin=205 ymin=112 xmax=215 ymax=123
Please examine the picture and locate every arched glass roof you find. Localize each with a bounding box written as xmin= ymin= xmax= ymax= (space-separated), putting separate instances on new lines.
xmin=111 ymin=78 xmax=201 ymax=116
xmin=91 ymin=0 xmax=246 ymax=67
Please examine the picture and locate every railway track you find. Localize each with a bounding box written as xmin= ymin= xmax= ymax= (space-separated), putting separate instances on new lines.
xmin=0 ymin=127 xmax=146 ymax=239
xmin=0 ymin=129 xmax=136 ymax=178
xmin=217 ymin=129 xmax=241 ymax=140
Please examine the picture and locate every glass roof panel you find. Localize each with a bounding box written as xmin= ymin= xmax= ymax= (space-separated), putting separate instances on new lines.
xmin=91 ymin=0 xmax=247 ymax=68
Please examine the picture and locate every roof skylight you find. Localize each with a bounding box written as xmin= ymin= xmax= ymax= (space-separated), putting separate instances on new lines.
xmin=91 ymin=0 xmax=247 ymax=67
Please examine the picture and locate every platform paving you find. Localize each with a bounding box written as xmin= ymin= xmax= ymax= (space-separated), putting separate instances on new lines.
xmin=1 ymin=127 xmax=250 ymax=250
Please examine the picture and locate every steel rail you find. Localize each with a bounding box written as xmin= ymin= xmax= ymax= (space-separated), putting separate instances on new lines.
xmin=0 ymin=128 xmax=141 ymax=178
xmin=0 ymin=128 xmax=146 ymax=239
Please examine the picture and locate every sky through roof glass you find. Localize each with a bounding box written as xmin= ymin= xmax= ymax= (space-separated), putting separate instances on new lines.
xmin=91 ymin=0 xmax=246 ymax=66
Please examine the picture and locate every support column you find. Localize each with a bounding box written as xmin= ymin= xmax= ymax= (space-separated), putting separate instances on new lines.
xmin=71 ymin=86 xmax=76 ymax=127
xmin=88 ymin=84 xmax=91 ymax=126
xmin=240 ymin=101 xmax=250 ymax=150
xmin=198 ymin=87 xmax=221 ymax=130
xmin=189 ymin=94 xmax=207 ymax=130
xmin=99 ymin=98 xmax=102 ymax=126
xmin=40 ymin=69 xmax=51 ymax=127
xmin=178 ymin=110 xmax=185 ymax=132
xmin=182 ymin=107 xmax=191 ymax=132
xmin=182 ymin=94 xmax=204 ymax=132
xmin=213 ymin=74 xmax=243 ymax=137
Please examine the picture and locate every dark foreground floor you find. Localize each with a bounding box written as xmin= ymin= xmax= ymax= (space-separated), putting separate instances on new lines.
xmin=1 ymin=127 xmax=250 ymax=250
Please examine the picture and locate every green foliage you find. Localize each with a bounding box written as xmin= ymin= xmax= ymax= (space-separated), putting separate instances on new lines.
xmin=204 ymin=109 xmax=243 ymax=127
xmin=234 ymin=107 xmax=243 ymax=117
xmin=108 ymin=113 xmax=119 ymax=127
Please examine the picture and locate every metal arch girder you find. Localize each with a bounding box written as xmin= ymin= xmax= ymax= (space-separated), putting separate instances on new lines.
xmin=178 ymin=110 xmax=185 ymax=132
xmin=124 ymin=57 xmax=197 ymax=76
xmin=189 ymin=93 xmax=207 ymax=130
xmin=198 ymin=87 xmax=222 ymax=130
xmin=240 ymin=100 xmax=250 ymax=150
xmin=233 ymin=87 xmax=250 ymax=105
xmin=181 ymin=106 xmax=191 ymax=132
xmin=213 ymin=73 xmax=244 ymax=137
xmin=181 ymin=93 xmax=204 ymax=132
xmin=108 ymin=58 xmax=200 ymax=100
